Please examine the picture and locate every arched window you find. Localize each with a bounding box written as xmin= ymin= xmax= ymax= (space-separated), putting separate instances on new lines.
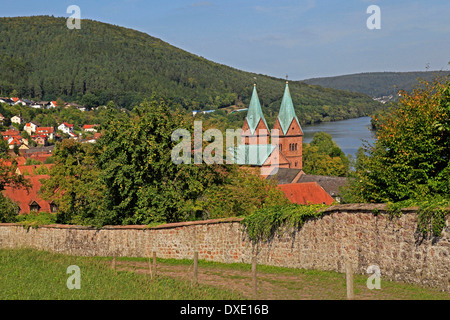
xmin=295 ymin=143 xmax=298 ymax=151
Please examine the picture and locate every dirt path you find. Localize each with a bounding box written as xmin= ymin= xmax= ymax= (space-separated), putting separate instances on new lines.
xmin=109 ymin=260 xmax=450 ymax=300
xmin=112 ymin=260 xmax=353 ymax=300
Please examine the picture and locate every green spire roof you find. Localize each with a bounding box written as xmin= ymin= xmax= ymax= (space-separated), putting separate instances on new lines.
xmin=277 ymin=82 xmax=301 ymax=135
xmin=245 ymin=85 xmax=268 ymax=134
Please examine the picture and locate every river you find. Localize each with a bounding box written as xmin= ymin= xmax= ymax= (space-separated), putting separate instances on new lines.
xmin=302 ymin=116 xmax=376 ymax=159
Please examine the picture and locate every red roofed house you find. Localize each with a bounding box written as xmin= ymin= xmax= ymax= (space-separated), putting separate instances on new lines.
xmin=24 ymin=121 xmax=40 ymax=135
xmin=6 ymin=135 xmax=29 ymax=150
xmin=49 ymin=101 xmax=58 ymax=108
xmin=1 ymin=129 xmax=21 ymax=139
xmin=3 ymin=174 xmax=57 ymax=214
xmin=278 ymin=182 xmax=335 ymax=205
xmin=31 ymin=135 xmax=48 ymax=146
xmin=58 ymin=122 xmax=74 ymax=134
xmin=82 ymin=124 xmax=99 ymax=133
xmin=35 ymin=127 xmax=55 ymax=140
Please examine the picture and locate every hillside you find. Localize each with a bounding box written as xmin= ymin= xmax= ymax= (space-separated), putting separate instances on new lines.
xmin=303 ymin=71 xmax=450 ymax=99
xmin=0 ymin=16 xmax=383 ymax=125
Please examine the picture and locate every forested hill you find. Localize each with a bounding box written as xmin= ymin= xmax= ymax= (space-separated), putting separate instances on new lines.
xmin=303 ymin=71 xmax=450 ymax=98
xmin=0 ymin=16 xmax=383 ymax=124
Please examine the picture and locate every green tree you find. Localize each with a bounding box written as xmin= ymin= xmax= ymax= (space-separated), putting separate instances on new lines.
xmin=343 ymin=78 xmax=450 ymax=202
xmin=95 ymin=98 xmax=231 ymax=225
xmin=198 ymin=167 xmax=289 ymax=219
xmin=40 ymin=139 xmax=105 ymax=226
xmin=302 ymin=132 xmax=350 ymax=177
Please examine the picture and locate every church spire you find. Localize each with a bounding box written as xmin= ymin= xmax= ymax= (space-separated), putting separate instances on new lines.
xmin=277 ymin=82 xmax=301 ymax=135
xmin=245 ymin=84 xmax=268 ymax=135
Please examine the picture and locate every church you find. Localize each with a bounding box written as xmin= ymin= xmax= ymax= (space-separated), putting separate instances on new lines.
xmin=234 ymin=81 xmax=304 ymax=174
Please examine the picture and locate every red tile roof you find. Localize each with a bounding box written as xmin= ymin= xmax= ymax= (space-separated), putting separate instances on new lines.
xmin=1 ymin=129 xmax=21 ymax=137
xmin=15 ymin=156 xmax=26 ymax=166
xmin=278 ymin=182 xmax=335 ymax=205
xmin=9 ymin=136 xmax=23 ymax=146
xmin=3 ymin=174 xmax=52 ymax=214
xmin=36 ymin=127 xmax=54 ymax=134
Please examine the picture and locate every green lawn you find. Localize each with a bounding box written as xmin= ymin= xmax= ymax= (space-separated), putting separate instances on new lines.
xmin=0 ymin=249 xmax=242 ymax=300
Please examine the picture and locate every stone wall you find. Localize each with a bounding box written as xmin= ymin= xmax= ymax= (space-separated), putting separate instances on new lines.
xmin=0 ymin=204 xmax=449 ymax=292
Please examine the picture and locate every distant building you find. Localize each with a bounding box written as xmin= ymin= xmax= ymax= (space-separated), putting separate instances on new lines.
xmin=296 ymin=174 xmax=348 ymax=203
xmin=35 ymin=127 xmax=55 ymax=140
xmin=0 ymin=98 xmax=14 ymax=105
xmin=58 ymin=122 xmax=74 ymax=134
xmin=11 ymin=116 xmax=25 ymax=125
xmin=24 ymin=121 xmax=40 ymax=135
xmin=1 ymin=129 xmax=21 ymax=139
xmin=82 ymin=124 xmax=99 ymax=133
xmin=49 ymin=101 xmax=58 ymax=109
xmin=3 ymin=174 xmax=57 ymax=214
xmin=230 ymin=82 xmax=304 ymax=174
xmin=31 ymin=135 xmax=48 ymax=146
xmin=278 ymin=182 xmax=335 ymax=205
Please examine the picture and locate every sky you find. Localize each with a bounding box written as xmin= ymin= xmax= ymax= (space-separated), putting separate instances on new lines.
xmin=2 ymin=0 xmax=450 ymax=80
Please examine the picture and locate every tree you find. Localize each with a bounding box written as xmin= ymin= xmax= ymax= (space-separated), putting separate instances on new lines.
xmin=198 ymin=167 xmax=289 ymax=219
xmin=344 ymin=78 xmax=450 ymax=202
xmin=40 ymin=139 xmax=105 ymax=225
xmin=302 ymin=132 xmax=350 ymax=177
xmin=95 ymin=98 xmax=232 ymax=225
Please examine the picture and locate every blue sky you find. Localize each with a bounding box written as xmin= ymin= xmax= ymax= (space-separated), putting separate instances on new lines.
xmin=2 ymin=0 xmax=450 ymax=79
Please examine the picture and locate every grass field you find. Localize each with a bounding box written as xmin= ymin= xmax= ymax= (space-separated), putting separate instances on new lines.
xmin=1 ymin=249 xmax=449 ymax=300
xmin=0 ymin=249 xmax=242 ymax=300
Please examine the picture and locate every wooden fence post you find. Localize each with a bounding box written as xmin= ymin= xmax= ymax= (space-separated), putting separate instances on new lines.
xmin=152 ymin=251 xmax=157 ymax=277
xmin=346 ymin=261 xmax=354 ymax=300
xmin=252 ymin=256 xmax=257 ymax=298
xmin=192 ymin=251 xmax=199 ymax=286
xmin=111 ymin=255 xmax=116 ymax=270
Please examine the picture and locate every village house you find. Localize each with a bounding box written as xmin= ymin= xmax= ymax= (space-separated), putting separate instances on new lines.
xmin=1 ymin=128 xmax=21 ymax=139
xmin=35 ymin=127 xmax=55 ymax=140
xmin=11 ymin=115 xmax=25 ymax=125
xmin=24 ymin=121 xmax=40 ymax=135
xmin=31 ymin=101 xmax=47 ymax=109
xmin=48 ymin=101 xmax=58 ymax=109
xmin=3 ymin=174 xmax=57 ymax=214
xmin=11 ymin=97 xmax=21 ymax=105
xmin=5 ymin=135 xmax=29 ymax=150
xmin=82 ymin=124 xmax=99 ymax=133
xmin=31 ymin=135 xmax=48 ymax=146
xmin=58 ymin=122 xmax=74 ymax=134
xmin=278 ymin=182 xmax=335 ymax=205
xmin=0 ymin=98 xmax=14 ymax=105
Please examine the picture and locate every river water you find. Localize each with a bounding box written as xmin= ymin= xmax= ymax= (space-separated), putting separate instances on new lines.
xmin=302 ymin=116 xmax=376 ymax=158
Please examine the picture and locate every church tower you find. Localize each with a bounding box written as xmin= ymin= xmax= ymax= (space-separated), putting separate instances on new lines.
xmin=272 ymin=81 xmax=303 ymax=169
xmin=241 ymin=84 xmax=270 ymax=145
